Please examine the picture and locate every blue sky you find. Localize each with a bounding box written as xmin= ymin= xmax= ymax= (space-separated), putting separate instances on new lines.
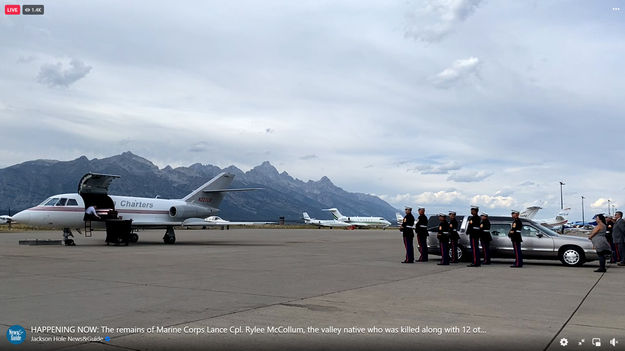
xmin=1 ymin=0 xmax=624 ymax=219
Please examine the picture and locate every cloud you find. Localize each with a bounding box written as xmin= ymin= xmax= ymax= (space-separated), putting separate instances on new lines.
xmin=590 ymin=198 xmax=615 ymax=210
xmin=36 ymin=59 xmax=92 ymax=87
xmin=433 ymin=56 xmax=481 ymax=88
xmin=381 ymin=190 xmax=465 ymax=206
xmin=299 ymin=154 xmax=318 ymax=160
xmin=447 ymin=170 xmax=492 ymax=182
xmin=412 ymin=161 xmax=461 ymax=174
xmin=405 ymin=0 xmax=482 ymax=42
xmin=519 ymin=180 xmax=537 ymax=187
xmin=189 ymin=142 xmax=210 ymax=153
xmin=471 ymin=194 xmax=515 ymax=209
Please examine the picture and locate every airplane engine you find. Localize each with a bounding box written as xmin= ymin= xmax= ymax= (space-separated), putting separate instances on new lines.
xmin=169 ymin=205 xmax=212 ymax=219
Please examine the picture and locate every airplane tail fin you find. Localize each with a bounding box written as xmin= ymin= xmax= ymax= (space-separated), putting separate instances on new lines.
xmin=182 ymin=172 xmax=260 ymax=209
xmin=396 ymin=213 xmax=403 ymax=225
xmin=323 ymin=208 xmax=343 ymax=220
xmin=520 ymin=206 xmax=542 ymax=219
xmin=302 ymin=212 xmax=311 ymax=222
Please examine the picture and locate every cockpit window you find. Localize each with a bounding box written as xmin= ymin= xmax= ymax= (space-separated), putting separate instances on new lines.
xmin=43 ymin=198 xmax=59 ymax=206
xmin=67 ymin=199 xmax=79 ymax=206
xmin=56 ymin=198 xmax=68 ymax=206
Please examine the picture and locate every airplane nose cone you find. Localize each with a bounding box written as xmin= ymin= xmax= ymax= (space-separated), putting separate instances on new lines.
xmin=12 ymin=211 xmax=30 ymax=223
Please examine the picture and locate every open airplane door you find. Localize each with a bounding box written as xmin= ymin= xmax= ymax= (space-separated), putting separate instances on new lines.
xmin=78 ymin=173 xmax=120 ymax=213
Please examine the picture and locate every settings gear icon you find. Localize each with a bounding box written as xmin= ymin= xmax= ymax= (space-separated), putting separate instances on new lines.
xmin=560 ymin=338 xmax=569 ymax=347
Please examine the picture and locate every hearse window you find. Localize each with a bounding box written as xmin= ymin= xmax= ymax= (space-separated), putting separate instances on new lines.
xmin=66 ymin=199 xmax=79 ymax=206
xmin=491 ymin=224 xmax=510 ymax=237
xmin=56 ymin=198 xmax=67 ymax=206
xmin=522 ymin=225 xmax=539 ymax=237
xmin=44 ymin=198 xmax=59 ymax=206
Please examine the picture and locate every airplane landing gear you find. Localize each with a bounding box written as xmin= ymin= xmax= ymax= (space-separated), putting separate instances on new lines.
xmin=163 ymin=226 xmax=176 ymax=244
xmin=63 ymin=228 xmax=76 ymax=246
xmin=129 ymin=232 xmax=139 ymax=243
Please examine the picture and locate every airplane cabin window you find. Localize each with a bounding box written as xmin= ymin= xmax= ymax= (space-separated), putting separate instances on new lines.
xmin=67 ymin=199 xmax=79 ymax=206
xmin=44 ymin=198 xmax=59 ymax=206
xmin=56 ymin=198 xmax=68 ymax=206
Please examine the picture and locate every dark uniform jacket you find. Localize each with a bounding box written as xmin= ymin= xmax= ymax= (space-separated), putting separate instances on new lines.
xmin=480 ymin=219 xmax=492 ymax=242
xmin=401 ymin=213 xmax=415 ymax=238
xmin=466 ymin=215 xmax=481 ymax=239
xmin=449 ymin=218 xmax=460 ymax=241
xmin=606 ymin=220 xmax=614 ymax=243
xmin=416 ymin=214 xmax=429 ymax=237
xmin=437 ymin=219 xmax=450 ymax=243
xmin=508 ymin=218 xmax=523 ymax=242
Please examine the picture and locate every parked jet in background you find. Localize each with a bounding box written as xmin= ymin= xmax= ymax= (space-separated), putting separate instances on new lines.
xmin=5 ymin=172 xmax=258 ymax=244
xmin=203 ymin=216 xmax=274 ymax=228
xmin=302 ymin=212 xmax=352 ymax=228
xmin=324 ymin=208 xmax=391 ymax=228
xmin=520 ymin=206 xmax=569 ymax=228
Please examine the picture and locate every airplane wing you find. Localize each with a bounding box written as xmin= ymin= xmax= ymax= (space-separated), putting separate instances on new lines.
xmin=204 ymin=221 xmax=275 ymax=226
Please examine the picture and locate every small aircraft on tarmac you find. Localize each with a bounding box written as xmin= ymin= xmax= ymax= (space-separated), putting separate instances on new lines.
xmin=4 ymin=172 xmax=258 ymax=244
xmin=520 ymin=206 xmax=569 ymax=228
xmin=302 ymin=212 xmax=353 ymax=228
xmin=323 ymin=208 xmax=391 ymax=228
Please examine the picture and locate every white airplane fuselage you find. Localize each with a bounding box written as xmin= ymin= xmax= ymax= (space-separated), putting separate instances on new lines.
xmin=11 ymin=193 xmax=217 ymax=229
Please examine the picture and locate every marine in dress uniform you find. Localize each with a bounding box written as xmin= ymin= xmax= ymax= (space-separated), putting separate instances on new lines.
xmin=416 ymin=207 xmax=429 ymax=262
xmin=400 ymin=207 xmax=415 ymax=263
xmin=449 ymin=211 xmax=460 ymax=263
xmin=509 ymin=210 xmax=524 ymax=268
xmin=606 ymin=216 xmax=616 ymax=263
xmin=480 ymin=213 xmax=492 ymax=265
xmin=437 ymin=213 xmax=450 ymax=265
xmin=466 ymin=206 xmax=481 ymax=267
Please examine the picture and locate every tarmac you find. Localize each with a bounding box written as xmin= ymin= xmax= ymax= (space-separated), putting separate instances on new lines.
xmin=0 ymin=228 xmax=623 ymax=351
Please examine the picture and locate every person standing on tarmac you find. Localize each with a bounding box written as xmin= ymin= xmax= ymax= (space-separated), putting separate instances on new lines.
xmin=466 ymin=206 xmax=481 ymax=267
xmin=449 ymin=211 xmax=460 ymax=263
xmin=509 ymin=210 xmax=524 ymax=268
xmin=613 ymin=211 xmax=625 ymax=266
xmin=480 ymin=213 xmax=492 ymax=265
xmin=589 ymin=214 xmax=612 ymax=273
xmin=437 ymin=213 xmax=450 ymax=265
xmin=416 ymin=207 xmax=429 ymax=262
xmin=606 ymin=216 xmax=616 ymax=263
xmin=400 ymin=207 xmax=415 ymax=263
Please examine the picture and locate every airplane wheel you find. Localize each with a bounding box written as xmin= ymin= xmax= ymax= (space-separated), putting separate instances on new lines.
xmin=129 ymin=233 xmax=139 ymax=243
xmin=163 ymin=236 xmax=176 ymax=244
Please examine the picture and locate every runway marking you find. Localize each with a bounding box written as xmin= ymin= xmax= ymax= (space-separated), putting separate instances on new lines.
xmin=543 ymin=271 xmax=605 ymax=351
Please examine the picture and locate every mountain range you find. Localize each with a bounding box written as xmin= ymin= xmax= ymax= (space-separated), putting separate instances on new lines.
xmin=0 ymin=152 xmax=398 ymax=222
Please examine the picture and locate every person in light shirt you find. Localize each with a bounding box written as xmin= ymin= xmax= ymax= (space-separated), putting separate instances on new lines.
xmin=85 ymin=205 xmax=101 ymax=220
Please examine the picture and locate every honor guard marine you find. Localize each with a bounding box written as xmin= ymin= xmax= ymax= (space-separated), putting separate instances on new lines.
xmin=416 ymin=207 xmax=429 ymax=262
xmin=466 ymin=206 xmax=481 ymax=267
xmin=480 ymin=213 xmax=492 ymax=265
xmin=437 ymin=213 xmax=450 ymax=265
xmin=400 ymin=207 xmax=415 ymax=263
xmin=449 ymin=211 xmax=460 ymax=263
xmin=509 ymin=210 xmax=524 ymax=267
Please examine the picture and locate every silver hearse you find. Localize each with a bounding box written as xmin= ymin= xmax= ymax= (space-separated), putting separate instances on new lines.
xmin=426 ymin=215 xmax=598 ymax=267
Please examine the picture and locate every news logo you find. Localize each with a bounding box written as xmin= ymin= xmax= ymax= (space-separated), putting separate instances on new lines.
xmin=5 ymin=4 xmax=20 ymax=15
xmin=6 ymin=325 xmax=26 ymax=345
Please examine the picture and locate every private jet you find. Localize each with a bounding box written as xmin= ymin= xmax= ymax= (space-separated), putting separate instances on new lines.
xmin=5 ymin=172 xmax=258 ymax=244
xmin=324 ymin=208 xmax=391 ymax=228
xmin=520 ymin=206 xmax=569 ymax=228
xmin=302 ymin=212 xmax=353 ymax=228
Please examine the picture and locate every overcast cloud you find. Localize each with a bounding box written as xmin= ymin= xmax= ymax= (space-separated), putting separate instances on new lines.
xmin=0 ymin=0 xmax=624 ymax=220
